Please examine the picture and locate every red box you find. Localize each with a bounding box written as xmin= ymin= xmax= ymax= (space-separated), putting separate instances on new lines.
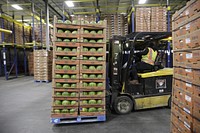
xmin=173 ymin=87 xmax=185 ymax=102
xmin=193 ymin=85 xmax=200 ymax=120
xmin=193 ymin=118 xmax=200 ymax=133
xmin=193 ymin=70 xmax=200 ymax=85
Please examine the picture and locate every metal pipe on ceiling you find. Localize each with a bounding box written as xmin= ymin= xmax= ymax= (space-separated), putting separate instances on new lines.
xmin=42 ymin=0 xmax=62 ymax=18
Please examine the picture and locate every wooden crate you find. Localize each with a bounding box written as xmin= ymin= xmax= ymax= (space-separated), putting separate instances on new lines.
xmin=53 ymin=88 xmax=79 ymax=97
xmin=55 ymin=42 xmax=80 ymax=47
xmin=51 ymin=106 xmax=78 ymax=118
xmin=193 ymin=118 xmax=200 ymax=133
xmin=79 ymin=105 xmax=106 ymax=116
xmin=56 ymin=32 xmax=80 ymax=39
xmin=80 ymin=21 xmax=107 ymax=29
xmin=79 ymin=79 xmax=106 ymax=90
xmin=79 ymin=97 xmax=105 ymax=106
xmin=193 ymin=88 xmax=200 ymax=120
xmin=53 ymin=80 xmax=79 ymax=89
xmin=52 ymin=97 xmax=79 ymax=107
xmin=171 ymin=113 xmax=192 ymax=133
xmin=54 ymin=59 xmax=79 ymax=64
xmin=55 ymin=23 xmax=81 ymax=29
xmin=80 ymin=89 xmax=105 ymax=98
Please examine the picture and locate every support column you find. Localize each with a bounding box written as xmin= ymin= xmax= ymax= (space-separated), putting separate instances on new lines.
xmin=45 ymin=0 xmax=50 ymax=50
xmin=13 ymin=13 xmax=18 ymax=78
xmin=131 ymin=0 xmax=135 ymax=32
xmin=40 ymin=10 xmax=43 ymax=47
xmin=32 ymin=0 xmax=35 ymax=49
xmin=22 ymin=15 xmax=27 ymax=75
xmin=167 ymin=0 xmax=171 ymax=67
xmin=96 ymin=0 xmax=100 ymax=22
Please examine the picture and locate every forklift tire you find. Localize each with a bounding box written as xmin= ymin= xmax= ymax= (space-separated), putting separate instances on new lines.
xmin=168 ymin=96 xmax=171 ymax=108
xmin=113 ymin=96 xmax=133 ymax=115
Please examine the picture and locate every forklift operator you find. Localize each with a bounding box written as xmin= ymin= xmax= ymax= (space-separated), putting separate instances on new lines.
xmin=136 ymin=45 xmax=158 ymax=72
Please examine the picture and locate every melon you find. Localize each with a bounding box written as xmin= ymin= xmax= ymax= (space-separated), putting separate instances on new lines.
xmin=55 ymin=74 xmax=62 ymax=78
xmin=55 ymin=100 xmax=62 ymax=105
xmin=54 ymin=109 xmax=60 ymax=113
xmin=89 ymin=48 xmax=96 ymax=52
xmin=63 ymin=83 xmax=70 ymax=88
xmin=63 ymin=39 xmax=70 ymax=42
xmin=56 ymin=65 xmax=62 ymax=69
xmin=65 ymin=30 xmax=71 ymax=34
xmin=62 ymin=74 xmax=70 ymax=79
xmin=62 ymin=100 xmax=70 ymax=105
xmin=64 ymin=20 xmax=71 ymax=24
xmin=61 ymin=109 xmax=68 ymax=113
xmin=89 ymin=100 xmax=96 ymax=104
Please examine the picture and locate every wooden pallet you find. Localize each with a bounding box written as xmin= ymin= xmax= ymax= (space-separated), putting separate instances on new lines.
xmin=51 ymin=115 xmax=106 ymax=124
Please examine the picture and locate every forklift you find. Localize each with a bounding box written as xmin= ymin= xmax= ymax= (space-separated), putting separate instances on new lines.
xmin=108 ymin=32 xmax=173 ymax=114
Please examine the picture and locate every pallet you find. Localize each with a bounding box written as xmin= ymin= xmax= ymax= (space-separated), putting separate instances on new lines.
xmin=34 ymin=80 xmax=52 ymax=83
xmin=50 ymin=115 xmax=106 ymax=124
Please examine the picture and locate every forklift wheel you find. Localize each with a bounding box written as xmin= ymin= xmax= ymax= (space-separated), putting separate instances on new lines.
xmin=168 ymin=96 xmax=171 ymax=108
xmin=114 ymin=96 xmax=133 ymax=115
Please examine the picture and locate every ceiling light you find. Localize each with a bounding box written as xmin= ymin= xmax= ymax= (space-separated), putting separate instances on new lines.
xmin=24 ymin=23 xmax=29 ymax=26
xmin=65 ymin=1 xmax=74 ymax=7
xmin=138 ymin=0 xmax=147 ymax=4
xmin=11 ymin=4 xmax=23 ymax=10
xmin=70 ymin=14 xmax=74 ymax=17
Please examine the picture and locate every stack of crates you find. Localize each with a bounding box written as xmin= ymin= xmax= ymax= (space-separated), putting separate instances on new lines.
xmin=151 ymin=7 xmax=167 ymax=32
xmin=28 ymin=52 xmax=34 ymax=75
xmin=136 ymin=8 xmax=151 ymax=32
xmin=34 ymin=50 xmax=53 ymax=82
xmin=171 ymin=0 xmax=200 ymax=132
xmin=52 ymin=21 xmax=80 ymax=119
xmin=135 ymin=7 xmax=168 ymax=32
xmin=51 ymin=16 xmax=106 ymax=124
xmin=79 ymin=20 xmax=106 ymax=118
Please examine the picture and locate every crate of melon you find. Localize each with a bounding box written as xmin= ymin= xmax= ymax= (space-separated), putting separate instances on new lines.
xmin=79 ymin=79 xmax=106 ymax=90
xmin=51 ymin=106 xmax=78 ymax=118
xmin=79 ymin=105 xmax=106 ymax=116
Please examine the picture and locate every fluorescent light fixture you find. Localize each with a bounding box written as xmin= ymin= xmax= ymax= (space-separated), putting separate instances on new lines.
xmin=17 ymin=19 xmax=31 ymax=22
xmin=70 ymin=14 xmax=74 ymax=17
xmin=65 ymin=1 xmax=74 ymax=7
xmin=138 ymin=0 xmax=147 ymax=4
xmin=24 ymin=23 xmax=29 ymax=26
xmin=11 ymin=4 xmax=23 ymax=10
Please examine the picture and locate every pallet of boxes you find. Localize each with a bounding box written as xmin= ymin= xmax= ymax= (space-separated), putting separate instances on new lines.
xmin=171 ymin=0 xmax=200 ymax=132
xmin=51 ymin=16 xmax=106 ymax=124
xmin=34 ymin=50 xmax=52 ymax=82
xmin=28 ymin=52 xmax=34 ymax=75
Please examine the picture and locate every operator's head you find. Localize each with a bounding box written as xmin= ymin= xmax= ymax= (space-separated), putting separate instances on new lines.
xmin=148 ymin=43 xmax=156 ymax=50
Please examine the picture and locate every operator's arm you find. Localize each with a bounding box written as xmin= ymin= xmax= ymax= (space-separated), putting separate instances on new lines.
xmin=136 ymin=47 xmax=149 ymax=56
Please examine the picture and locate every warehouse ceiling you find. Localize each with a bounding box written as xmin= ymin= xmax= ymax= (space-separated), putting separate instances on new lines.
xmin=0 ymin=0 xmax=188 ymax=21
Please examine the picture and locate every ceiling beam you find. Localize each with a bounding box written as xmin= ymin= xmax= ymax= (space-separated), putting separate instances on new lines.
xmin=74 ymin=10 xmax=127 ymax=15
xmin=2 ymin=3 xmax=31 ymax=6
xmin=42 ymin=0 xmax=63 ymax=18
xmin=70 ymin=4 xmax=130 ymax=10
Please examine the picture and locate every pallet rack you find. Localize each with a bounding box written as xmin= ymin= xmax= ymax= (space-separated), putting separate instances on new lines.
xmin=171 ymin=0 xmax=200 ymax=132
xmin=0 ymin=1 xmax=53 ymax=80
xmin=51 ymin=16 xmax=106 ymax=124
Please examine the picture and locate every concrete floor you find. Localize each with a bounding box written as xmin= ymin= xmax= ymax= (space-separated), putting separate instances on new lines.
xmin=0 ymin=76 xmax=171 ymax=133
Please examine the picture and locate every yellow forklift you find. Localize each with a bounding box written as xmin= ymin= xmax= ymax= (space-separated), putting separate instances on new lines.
xmin=108 ymin=32 xmax=173 ymax=114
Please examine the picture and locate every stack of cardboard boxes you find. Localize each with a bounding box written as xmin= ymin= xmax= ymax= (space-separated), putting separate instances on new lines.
xmin=171 ymin=0 xmax=200 ymax=132
xmin=136 ymin=7 xmax=167 ymax=32
xmin=34 ymin=50 xmax=53 ymax=82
